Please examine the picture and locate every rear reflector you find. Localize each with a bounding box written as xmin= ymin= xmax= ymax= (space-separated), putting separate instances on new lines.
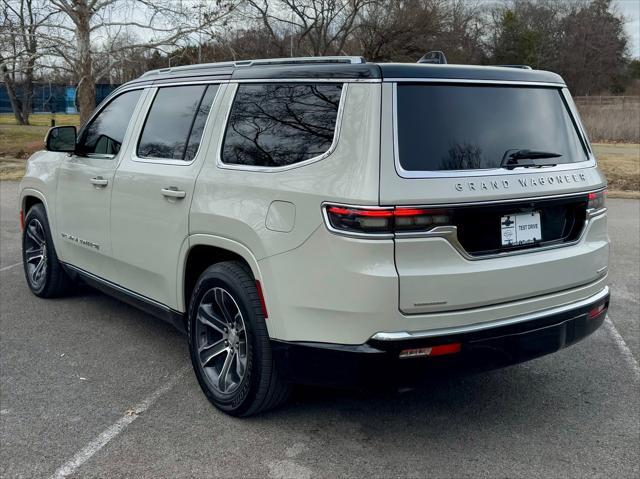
xmin=19 ymin=209 xmax=24 ymax=231
xmin=255 ymin=280 xmax=268 ymax=319
xmin=588 ymin=302 xmax=607 ymax=320
xmin=399 ymin=342 xmax=461 ymax=359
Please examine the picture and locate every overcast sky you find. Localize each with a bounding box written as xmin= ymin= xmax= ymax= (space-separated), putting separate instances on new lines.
xmin=614 ymin=0 xmax=640 ymax=58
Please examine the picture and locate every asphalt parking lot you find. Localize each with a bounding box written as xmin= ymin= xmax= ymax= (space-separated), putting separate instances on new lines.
xmin=1 ymin=180 xmax=638 ymax=479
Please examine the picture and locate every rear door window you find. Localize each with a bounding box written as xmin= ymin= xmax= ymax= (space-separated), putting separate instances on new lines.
xmin=137 ymin=84 xmax=218 ymax=161
xmin=221 ymin=83 xmax=343 ymax=168
xmin=396 ymin=84 xmax=588 ymax=172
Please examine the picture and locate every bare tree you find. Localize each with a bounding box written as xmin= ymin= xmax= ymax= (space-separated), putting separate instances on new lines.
xmin=1 ymin=0 xmax=58 ymax=124
xmin=46 ymin=0 xmax=237 ymax=124
xmin=246 ymin=0 xmax=372 ymax=57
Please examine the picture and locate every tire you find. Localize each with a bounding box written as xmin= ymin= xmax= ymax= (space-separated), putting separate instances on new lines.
xmin=188 ymin=261 xmax=291 ymax=416
xmin=22 ymin=203 xmax=73 ymax=298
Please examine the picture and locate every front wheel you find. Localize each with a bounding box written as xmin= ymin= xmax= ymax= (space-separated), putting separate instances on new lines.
xmin=22 ymin=203 xmax=73 ymax=298
xmin=188 ymin=261 xmax=291 ymax=416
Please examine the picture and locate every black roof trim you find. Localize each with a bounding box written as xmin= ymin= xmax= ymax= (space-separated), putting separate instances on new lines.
xmin=379 ymin=63 xmax=564 ymax=84
xmin=231 ymin=63 xmax=380 ymax=80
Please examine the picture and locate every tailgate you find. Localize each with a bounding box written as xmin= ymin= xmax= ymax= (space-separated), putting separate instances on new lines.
xmin=394 ymin=195 xmax=608 ymax=314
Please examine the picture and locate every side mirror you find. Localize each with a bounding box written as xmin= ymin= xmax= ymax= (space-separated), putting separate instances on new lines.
xmin=45 ymin=126 xmax=77 ymax=153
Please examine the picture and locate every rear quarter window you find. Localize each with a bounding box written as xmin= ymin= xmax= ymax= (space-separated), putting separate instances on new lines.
xmin=396 ymin=84 xmax=588 ymax=172
xmin=221 ymin=83 xmax=343 ymax=168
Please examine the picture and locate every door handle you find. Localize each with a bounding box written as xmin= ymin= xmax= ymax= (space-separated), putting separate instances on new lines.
xmin=161 ymin=187 xmax=186 ymax=199
xmin=90 ymin=176 xmax=108 ymax=187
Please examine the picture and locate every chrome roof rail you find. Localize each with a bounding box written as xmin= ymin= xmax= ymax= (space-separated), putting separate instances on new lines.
xmin=497 ymin=65 xmax=533 ymax=70
xmin=141 ymin=56 xmax=366 ymax=77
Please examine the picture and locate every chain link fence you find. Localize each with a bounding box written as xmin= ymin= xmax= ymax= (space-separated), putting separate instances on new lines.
xmin=0 ymin=84 xmax=119 ymax=114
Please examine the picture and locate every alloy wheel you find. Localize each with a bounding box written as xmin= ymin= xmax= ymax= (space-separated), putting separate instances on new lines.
xmin=24 ymin=218 xmax=47 ymax=289
xmin=195 ymin=287 xmax=248 ymax=394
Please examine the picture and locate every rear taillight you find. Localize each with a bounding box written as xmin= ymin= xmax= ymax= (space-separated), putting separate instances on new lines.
xmin=324 ymin=205 xmax=451 ymax=236
xmin=587 ymin=190 xmax=606 ymax=210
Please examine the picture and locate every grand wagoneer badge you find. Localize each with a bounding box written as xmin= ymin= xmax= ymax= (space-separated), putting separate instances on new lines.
xmin=455 ymin=173 xmax=588 ymax=192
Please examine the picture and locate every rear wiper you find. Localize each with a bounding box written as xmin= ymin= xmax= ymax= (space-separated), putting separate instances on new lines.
xmin=501 ymin=149 xmax=562 ymax=169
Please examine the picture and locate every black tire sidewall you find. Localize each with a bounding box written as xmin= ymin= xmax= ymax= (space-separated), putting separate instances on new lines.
xmin=188 ymin=264 xmax=268 ymax=416
xmin=22 ymin=204 xmax=54 ymax=296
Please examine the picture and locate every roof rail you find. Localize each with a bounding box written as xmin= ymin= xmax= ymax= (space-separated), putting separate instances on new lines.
xmin=497 ymin=64 xmax=533 ymax=70
xmin=235 ymin=56 xmax=366 ymax=67
xmin=418 ymin=51 xmax=447 ymax=65
xmin=141 ymin=56 xmax=366 ymax=77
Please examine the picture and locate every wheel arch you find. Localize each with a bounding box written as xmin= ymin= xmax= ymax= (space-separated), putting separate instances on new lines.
xmin=179 ymin=234 xmax=264 ymax=315
xmin=21 ymin=188 xmax=49 ymax=216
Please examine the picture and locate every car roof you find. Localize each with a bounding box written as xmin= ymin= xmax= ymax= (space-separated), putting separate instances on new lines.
xmin=120 ymin=57 xmax=565 ymax=90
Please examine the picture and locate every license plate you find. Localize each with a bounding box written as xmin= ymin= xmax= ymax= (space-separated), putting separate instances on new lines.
xmin=501 ymin=211 xmax=542 ymax=246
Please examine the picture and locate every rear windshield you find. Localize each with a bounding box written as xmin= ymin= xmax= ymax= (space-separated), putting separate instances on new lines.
xmin=396 ymin=84 xmax=588 ymax=172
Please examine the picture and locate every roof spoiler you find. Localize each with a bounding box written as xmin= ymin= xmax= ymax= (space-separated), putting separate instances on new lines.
xmin=417 ymin=51 xmax=447 ymax=65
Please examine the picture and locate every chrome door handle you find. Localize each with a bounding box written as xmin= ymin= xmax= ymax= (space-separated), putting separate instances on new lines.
xmin=161 ymin=187 xmax=186 ymax=199
xmin=90 ymin=176 xmax=108 ymax=187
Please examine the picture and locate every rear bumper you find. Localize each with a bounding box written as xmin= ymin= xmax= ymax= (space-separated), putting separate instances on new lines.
xmin=272 ymin=287 xmax=609 ymax=389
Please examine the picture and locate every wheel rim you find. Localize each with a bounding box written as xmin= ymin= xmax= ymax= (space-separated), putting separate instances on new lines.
xmin=24 ymin=218 xmax=47 ymax=289
xmin=195 ymin=287 xmax=248 ymax=395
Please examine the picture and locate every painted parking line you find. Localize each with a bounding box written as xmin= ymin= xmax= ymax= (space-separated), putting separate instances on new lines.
xmin=49 ymin=366 xmax=190 ymax=479
xmin=0 ymin=262 xmax=21 ymax=272
xmin=604 ymin=315 xmax=640 ymax=379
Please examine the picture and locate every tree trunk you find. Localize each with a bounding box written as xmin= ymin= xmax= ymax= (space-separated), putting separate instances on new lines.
xmin=0 ymin=63 xmax=27 ymax=125
xmin=75 ymin=6 xmax=95 ymax=125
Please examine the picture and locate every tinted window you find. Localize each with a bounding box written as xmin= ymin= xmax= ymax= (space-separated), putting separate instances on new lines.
xmin=184 ymin=85 xmax=218 ymax=162
xmin=138 ymin=85 xmax=216 ymax=161
xmin=78 ymin=89 xmax=142 ymax=157
xmin=222 ymin=83 xmax=342 ymax=167
xmin=396 ymin=85 xmax=587 ymax=171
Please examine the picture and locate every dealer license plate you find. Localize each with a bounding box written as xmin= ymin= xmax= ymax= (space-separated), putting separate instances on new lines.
xmin=500 ymin=211 xmax=542 ymax=246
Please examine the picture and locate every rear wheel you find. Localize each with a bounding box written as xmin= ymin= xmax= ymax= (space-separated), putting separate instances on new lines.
xmin=188 ymin=261 xmax=291 ymax=416
xmin=22 ymin=203 xmax=73 ymax=297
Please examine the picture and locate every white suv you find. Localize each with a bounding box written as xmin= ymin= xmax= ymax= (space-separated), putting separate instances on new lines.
xmin=19 ymin=56 xmax=610 ymax=416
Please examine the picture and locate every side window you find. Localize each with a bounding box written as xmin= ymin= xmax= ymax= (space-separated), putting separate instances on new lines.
xmin=221 ymin=83 xmax=343 ymax=168
xmin=137 ymin=84 xmax=218 ymax=161
xmin=77 ymin=89 xmax=142 ymax=157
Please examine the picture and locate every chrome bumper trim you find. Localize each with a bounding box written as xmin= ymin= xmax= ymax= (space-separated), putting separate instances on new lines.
xmin=370 ymin=286 xmax=609 ymax=341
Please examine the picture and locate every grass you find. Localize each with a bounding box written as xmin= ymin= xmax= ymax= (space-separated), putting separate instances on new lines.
xmin=0 ymin=124 xmax=49 ymax=159
xmin=0 ymin=113 xmax=80 ymax=127
xmin=577 ymin=102 xmax=640 ymax=143
xmin=1 ymin=114 xmax=638 ymax=199
xmin=0 ymin=113 xmax=80 ymax=161
xmin=592 ymin=143 xmax=640 ymax=198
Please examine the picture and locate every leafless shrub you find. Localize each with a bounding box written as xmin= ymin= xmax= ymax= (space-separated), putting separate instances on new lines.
xmin=577 ymin=99 xmax=640 ymax=143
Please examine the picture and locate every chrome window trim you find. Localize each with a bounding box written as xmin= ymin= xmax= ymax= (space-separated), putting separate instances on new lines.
xmin=390 ymin=82 xmax=596 ymax=179
xmin=370 ymin=285 xmax=609 ymax=341
xmin=131 ymin=83 xmax=221 ymax=166
xmin=233 ymin=78 xmax=377 ymax=83
xmin=216 ymin=82 xmax=348 ymax=173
